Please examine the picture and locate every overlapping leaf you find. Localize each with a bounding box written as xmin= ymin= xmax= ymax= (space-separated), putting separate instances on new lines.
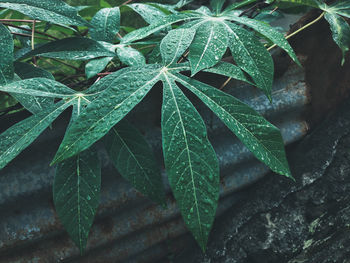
xmin=0 ymin=0 xmax=89 ymax=26
xmin=0 ymin=23 xmax=14 ymax=85
xmin=104 ymin=120 xmax=165 ymax=205
xmin=128 ymin=3 xmax=167 ymax=24
xmin=53 ymin=148 xmax=101 ymax=254
xmin=90 ymin=7 xmax=120 ymax=42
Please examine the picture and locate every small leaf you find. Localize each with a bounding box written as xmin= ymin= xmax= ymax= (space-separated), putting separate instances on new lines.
xmin=53 ymin=148 xmax=101 ymax=254
xmin=0 ymin=78 xmax=76 ymax=98
xmin=227 ymin=22 xmax=274 ymax=100
xmin=160 ymin=28 xmax=196 ymax=66
xmin=85 ymin=57 xmax=113 ymax=79
xmin=161 ymin=74 xmax=219 ymax=251
xmin=52 ymin=65 xmax=162 ymax=164
xmin=324 ymin=13 xmax=350 ymax=65
xmin=0 ymin=0 xmax=89 ymax=26
xmin=227 ymin=15 xmax=300 ymax=66
xmin=0 ymin=23 xmax=14 ymax=85
xmin=175 ymin=74 xmax=292 ymax=178
xmin=24 ymin=37 xmax=116 ymax=61
xmin=128 ymin=3 xmax=167 ymax=24
xmin=203 ymin=61 xmax=251 ymax=84
xmin=117 ymin=46 xmax=146 ymax=67
xmin=104 ymin=120 xmax=166 ymax=205
xmin=0 ymin=99 xmax=73 ymax=170
xmin=90 ymin=7 xmax=120 ymax=42
xmin=189 ymin=21 xmax=229 ymax=75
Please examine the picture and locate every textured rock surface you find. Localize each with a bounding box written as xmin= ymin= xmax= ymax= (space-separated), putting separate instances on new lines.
xmin=177 ymin=98 xmax=350 ymax=263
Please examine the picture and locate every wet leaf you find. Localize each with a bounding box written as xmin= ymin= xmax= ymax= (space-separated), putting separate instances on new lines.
xmin=104 ymin=120 xmax=165 ymax=205
xmin=161 ymin=74 xmax=219 ymax=251
xmin=189 ymin=21 xmax=229 ymax=75
xmin=0 ymin=0 xmax=89 ymax=26
xmin=203 ymin=61 xmax=251 ymax=84
xmin=90 ymin=7 xmax=120 ymax=42
xmin=53 ymin=148 xmax=101 ymax=254
xmin=85 ymin=57 xmax=113 ymax=79
xmin=128 ymin=3 xmax=167 ymax=24
xmin=0 ymin=23 xmax=14 ymax=85
xmin=117 ymin=46 xmax=146 ymax=66
xmin=210 ymin=0 xmax=225 ymax=14
xmin=175 ymin=74 xmax=292 ymax=178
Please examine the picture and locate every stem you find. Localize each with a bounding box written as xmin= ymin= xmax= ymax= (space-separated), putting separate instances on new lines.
xmin=10 ymin=31 xmax=51 ymax=41
xmin=120 ymin=0 xmax=133 ymax=6
xmin=1 ymin=22 xmax=59 ymax=40
xmin=31 ymin=20 xmax=36 ymax=50
xmin=267 ymin=11 xmax=325 ymax=51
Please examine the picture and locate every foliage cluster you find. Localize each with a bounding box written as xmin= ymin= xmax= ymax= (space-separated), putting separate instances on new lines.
xmin=0 ymin=0 xmax=349 ymax=254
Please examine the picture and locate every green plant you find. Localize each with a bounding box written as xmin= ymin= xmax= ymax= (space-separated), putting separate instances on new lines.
xmin=0 ymin=0 xmax=349 ymax=255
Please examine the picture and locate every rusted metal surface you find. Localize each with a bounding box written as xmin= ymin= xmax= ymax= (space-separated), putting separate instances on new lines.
xmin=0 ymin=64 xmax=310 ymax=262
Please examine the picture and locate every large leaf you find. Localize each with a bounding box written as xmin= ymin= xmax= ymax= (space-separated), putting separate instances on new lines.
xmin=174 ymin=74 xmax=292 ymax=178
xmin=52 ymin=65 xmax=162 ymax=164
xmin=328 ymin=1 xmax=350 ymax=19
xmin=189 ymin=21 xmax=229 ymax=75
xmin=226 ymin=16 xmax=300 ymax=65
xmin=90 ymin=7 xmax=120 ymax=42
xmin=0 ymin=78 xmax=76 ymax=98
xmin=227 ymin=23 xmax=274 ymax=100
xmin=324 ymin=12 xmax=350 ymax=65
xmin=24 ymin=38 xmax=116 ymax=61
xmin=104 ymin=120 xmax=165 ymax=205
xmin=0 ymin=23 xmax=14 ymax=85
xmin=128 ymin=3 xmax=167 ymax=24
xmin=0 ymin=0 xmax=89 ymax=26
xmin=0 ymin=99 xmax=73 ymax=170
xmin=161 ymin=74 xmax=219 ymax=251
xmin=117 ymin=46 xmax=146 ymax=66
xmin=53 ymin=148 xmax=101 ymax=254
xmin=160 ymin=28 xmax=196 ymax=66
xmin=203 ymin=61 xmax=251 ymax=84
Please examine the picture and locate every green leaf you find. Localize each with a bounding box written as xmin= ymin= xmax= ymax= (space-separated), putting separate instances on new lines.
xmin=128 ymin=3 xmax=167 ymax=24
xmin=24 ymin=37 xmax=116 ymax=61
xmin=189 ymin=21 xmax=229 ymax=75
xmin=121 ymin=13 xmax=199 ymax=44
xmin=14 ymin=62 xmax=54 ymax=80
xmin=226 ymin=16 xmax=301 ymax=66
xmin=161 ymin=74 xmax=219 ymax=251
xmin=0 ymin=78 xmax=76 ymax=98
xmin=271 ymin=0 xmax=320 ymax=8
xmin=210 ymin=0 xmax=225 ymax=14
xmin=0 ymin=0 xmax=89 ymax=26
xmin=117 ymin=46 xmax=146 ymax=66
xmin=53 ymin=148 xmax=101 ymax=254
xmin=328 ymin=1 xmax=350 ymax=19
xmin=0 ymin=99 xmax=73 ymax=170
xmin=160 ymin=28 xmax=196 ymax=66
xmin=324 ymin=13 xmax=350 ymax=65
xmin=85 ymin=57 xmax=113 ymax=79
xmin=203 ymin=61 xmax=251 ymax=84
xmin=0 ymin=23 xmax=14 ymax=85
xmin=104 ymin=120 xmax=166 ymax=205
xmin=227 ymin=23 xmax=274 ymax=100
xmin=174 ymin=74 xmax=292 ymax=178
xmin=90 ymin=7 xmax=120 ymax=42
xmin=52 ymin=65 xmax=162 ymax=164
xmin=223 ymin=0 xmax=256 ymax=13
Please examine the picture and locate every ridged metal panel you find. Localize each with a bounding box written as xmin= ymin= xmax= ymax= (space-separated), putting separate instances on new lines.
xmin=0 ymin=64 xmax=309 ymax=262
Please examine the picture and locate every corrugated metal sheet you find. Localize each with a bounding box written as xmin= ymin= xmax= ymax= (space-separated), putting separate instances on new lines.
xmin=0 ymin=64 xmax=309 ymax=262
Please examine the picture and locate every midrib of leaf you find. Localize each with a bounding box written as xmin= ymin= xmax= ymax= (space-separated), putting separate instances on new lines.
xmin=171 ymin=73 xmax=289 ymax=175
xmin=163 ymin=72 xmax=203 ymax=239
xmin=193 ymin=23 xmax=215 ymax=74
xmin=53 ymin=70 xmax=162 ymax=164
xmin=0 ymin=98 xmax=74 ymax=161
xmin=222 ymin=21 xmax=270 ymax=97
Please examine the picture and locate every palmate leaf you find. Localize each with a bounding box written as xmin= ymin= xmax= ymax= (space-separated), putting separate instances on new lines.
xmin=104 ymin=120 xmax=165 ymax=205
xmin=324 ymin=13 xmax=350 ymax=66
xmin=24 ymin=38 xmax=116 ymax=61
xmin=90 ymin=7 xmax=120 ymax=42
xmin=52 ymin=65 xmax=163 ymax=163
xmin=53 ymin=148 xmax=101 ymax=254
xmin=0 ymin=99 xmax=74 ymax=170
xmin=161 ymin=74 xmax=219 ymax=250
xmin=128 ymin=3 xmax=167 ymax=24
xmin=227 ymin=23 xmax=274 ymax=100
xmin=174 ymin=74 xmax=292 ymax=178
xmin=189 ymin=21 xmax=229 ymax=75
xmin=0 ymin=23 xmax=14 ymax=85
xmin=117 ymin=46 xmax=146 ymax=67
xmin=203 ymin=61 xmax=252 ymax=84
xmin=0 ymin=0 xmax=89 ymax=26
xmin=328 ymin=1 xmax=350 ymax=19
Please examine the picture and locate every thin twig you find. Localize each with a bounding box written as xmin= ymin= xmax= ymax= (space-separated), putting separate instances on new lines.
xmin=1 ymin=22 xmax=59 ymax=40
xmin=31 ymin=20 xmax=36 ymax=50
xmin=120 ymin=0 xmax=133 ymax=6
xmin=10 ymin=31 xmax=51 ymax=41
